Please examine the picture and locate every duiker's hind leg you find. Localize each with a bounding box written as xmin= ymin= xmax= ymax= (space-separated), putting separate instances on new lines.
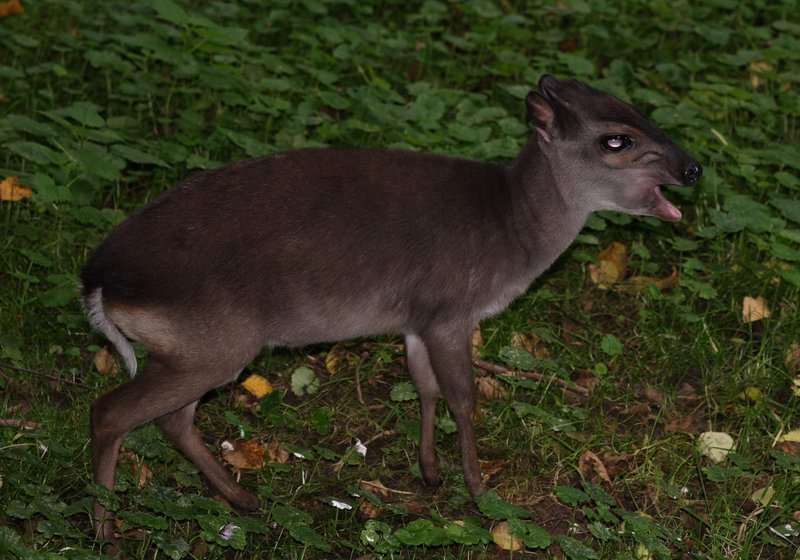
xmin=90 ymin=358 xmax=247 ymax=542
xmin=405 ymin=334 xmax=442 ymax=487
xmin=155 ymin=402 xmax=259 ymax=510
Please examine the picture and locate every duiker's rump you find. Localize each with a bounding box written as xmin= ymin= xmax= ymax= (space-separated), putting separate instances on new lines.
xmin=82 ymin=75 xmax=701 ymax=541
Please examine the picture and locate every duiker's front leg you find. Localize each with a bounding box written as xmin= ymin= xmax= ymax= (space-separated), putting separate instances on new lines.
xmin=419 ymin=326 xmax=485 ymax=497
xmin=405 ymin=334 xmax=442 ymax=486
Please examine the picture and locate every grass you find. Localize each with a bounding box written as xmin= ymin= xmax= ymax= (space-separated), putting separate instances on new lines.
xmin=1 ymin=0 xmax=799 ymax=558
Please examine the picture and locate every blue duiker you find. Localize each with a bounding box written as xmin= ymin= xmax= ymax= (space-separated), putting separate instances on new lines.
xmin=82 ymin=75 xmax=701 ymax=542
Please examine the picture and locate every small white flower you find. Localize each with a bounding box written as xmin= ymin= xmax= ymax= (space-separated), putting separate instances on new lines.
xmin=354 ymin=439 xmax=367 ymax=457
xmin=330 ymin=500 xmax=353 ymax=510
xmin=219 ymin=524 xmax=239 ymax=540
xmin=221 ymin=440 xmax=235 ymax=452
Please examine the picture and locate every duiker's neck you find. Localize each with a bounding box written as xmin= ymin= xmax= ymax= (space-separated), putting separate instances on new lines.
xmin=504 ymin=137 xmax=590 ymax=276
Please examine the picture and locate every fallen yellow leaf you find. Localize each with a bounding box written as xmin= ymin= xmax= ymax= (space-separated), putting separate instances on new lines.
xmin=93 ymin=346 xmax=119 ymax=376
xmin=325 ymin=344 xmax=358 ymax=374
xmin=588 ymin=241 xmax=628 ymax=289
xmin=0 ymin=176 xmax=32 ymax=201
xmin=742 ymin=296 xmax=770 ymax=322
xmin=737 ymin=387 xmax=763 ymax=403
xmin=491 ymin=521 xmax=523 ymax=551
xmin=241 ymin=374 xmax=272 ymax=398
xmin=750 ymin=485 xmax=776 ymax=507
xmin=779 ymin=429 xmax=800 ymax=443
xmin=0 ymin=0 xmax=24 ymax=18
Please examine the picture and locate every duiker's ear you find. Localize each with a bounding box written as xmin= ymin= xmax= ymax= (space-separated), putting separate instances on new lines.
xmin=526 ymin=91 xmax=556 ymax=143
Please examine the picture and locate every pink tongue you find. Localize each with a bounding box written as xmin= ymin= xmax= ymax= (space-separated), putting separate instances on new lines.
xmin=653 ymin=186 xmax=682 ymax=221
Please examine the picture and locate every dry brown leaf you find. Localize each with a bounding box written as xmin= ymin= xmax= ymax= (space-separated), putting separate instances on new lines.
xmin=491 ymin=521 xmax=524 ymax=551
xmin=749 ymin=61 xmax=773 ymax=89
xmin=471 ymin=324 xmax=484 ymax=358
xmin=511 ymin=331 xmax=550 ymax=359
xmin=476 ymin=376 xmax=508 ymax=401
xmin=241 ymin=374 xmax=272 ymax=398
xmin=360 ymin=479 xmax=392 ymax=498
xmin=133 ymin=462 xmax=154 ymax=489
xmin=665 ymin=413 xmax=705 ymax=436
xmin=266 ymin=440 xmax=290 ymax=464
xmin=222 ymin=439 xmax=266 ymax=470
xmin=622 ymin=267 xmax=680 ymax=293
xmin=643 ymin=386 xmax=666 ymax=406
xmin=358 ymin=499 xmax=385 ymax=519
xmin=599 ymin=451 xmax=631 ymax=478
xmin=742 ymin=296 xmax=771 ymax=322
xmin=0 ymin=0 xmax=24 ymax=18
xmin=478 ymin=459 xmax=508 ymax=483
xmin=0 ymin=175 xmax=32 ymax=201
xmin=93 ymin=346 xmax=119 ymax=376
xmin=777 ymin=441 xmax=800 ymax=457
xmin=786 ymin=342 xmax=800 ymax=373
xmin=578 ymin=450 xmax=612 ymax=487
xmin=588 ymin=241 xmax=628 ymax=289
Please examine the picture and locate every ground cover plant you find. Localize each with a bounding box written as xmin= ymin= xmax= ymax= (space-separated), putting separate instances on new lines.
xmin=1 ymin=0 xmax=799 ymax=558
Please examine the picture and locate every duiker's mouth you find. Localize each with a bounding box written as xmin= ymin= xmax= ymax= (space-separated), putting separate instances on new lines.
xmin=650 ymin=185 xmax=682 ymax=221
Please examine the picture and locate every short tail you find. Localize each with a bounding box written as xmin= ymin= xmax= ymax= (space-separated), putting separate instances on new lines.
xmin=82 ymin=287 xmax=138 ymax=377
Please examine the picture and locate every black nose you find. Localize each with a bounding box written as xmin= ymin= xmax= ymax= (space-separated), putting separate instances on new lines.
xmin=683 ymin=162 xmax=702 ymax=186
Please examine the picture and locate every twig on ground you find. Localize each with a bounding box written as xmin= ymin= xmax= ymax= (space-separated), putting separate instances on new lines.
xmin=354 ymin=351 xmax=369 ymax=406
xmin=0 ymin=363 xmax=89 ymax=388
xmin=0 ymin=418 xmax=42 ymax=429
xmin=472 ymin=358 xmax=589 ymax=396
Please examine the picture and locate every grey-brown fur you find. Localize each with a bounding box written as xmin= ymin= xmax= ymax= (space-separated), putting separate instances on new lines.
xmin=81 ymin=75 xmax=701 ymax=543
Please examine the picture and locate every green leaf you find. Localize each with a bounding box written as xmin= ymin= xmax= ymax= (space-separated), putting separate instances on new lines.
xmin=291 ymin=366 xmax=319 ymax=396
xmin=395 ymin=519 xmax=451 ymax=546
xmin=5 ymin=140 xmax=64 ymax=165
xmin=111 ymin=144 xmax=170 ymax=167
xmin=582 ymin=482 xmax=615 ymax=507
xmin=19 ymin=249 xmax=53 ymax=268
xmin=58 ymin=101 xmax=105 ymax=128
xmin=770 ymin=197 xmax=800 ymax=224
xmin=309 ymin=406 xmax=333 ymax=436
xmin=76 ymin=143 xmax=125 ymax=181
xmin=360 ymin=520 xmax=399 ymax=555
xmin=558 ymin=535 xmax=598 ymax=559
xmin=152 ymin=533 xmax=190 ymax=560
xmin=31 ymin=173 xmax=72 ymax=204
xmin=780 ymin=266 xmax=800 ymax=286
xmin=555 ymin=486 xmax=591 ymax=506
xmin=443 ymin=519 xmax=491 ymax=545
xmin=508 ymin=518 xmax=552 ymax=549
xmin=39 ymin=274 xmax=78 ymax=308
xmin=151 ymin=0 xmax=190 ymax=25
xmin=702 ymin=465 xmax=746 ymax=482
xmin=390 ymin=381 xmax=418 ymax=401
xmin=600 ymin=333 xmax=623 ymax=356
xmin=6 ymin=114 xmax=57 ymax=137
xmin=772 ymin=241 xmax=800 ymax=262
xmin=475 ymin=490 xmax=532 ymax=520
xmin=118 ymin=511 xmax=170 ymax=530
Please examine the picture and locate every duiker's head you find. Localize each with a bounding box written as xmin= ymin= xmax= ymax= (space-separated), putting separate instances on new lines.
xmin=526 ymin=75 xmax=702 ymax=221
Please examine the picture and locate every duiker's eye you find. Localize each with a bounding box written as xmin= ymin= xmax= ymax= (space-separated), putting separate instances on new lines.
xmin=601 ymin=135 xmax=634 ymax=152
